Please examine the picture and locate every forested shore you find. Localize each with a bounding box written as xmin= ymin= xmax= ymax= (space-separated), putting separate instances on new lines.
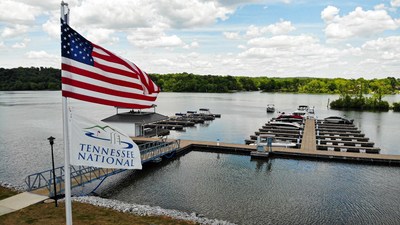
xmin=1 ymin=67 xmax=399 ymax=94
xmin=1 ymin=67 xmax=400 ymax=111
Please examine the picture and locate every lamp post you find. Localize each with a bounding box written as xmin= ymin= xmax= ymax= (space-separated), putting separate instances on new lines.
xmin=48 ymin=136 xmax=58 ymax=207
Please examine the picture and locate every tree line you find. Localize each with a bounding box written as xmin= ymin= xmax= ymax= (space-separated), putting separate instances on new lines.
xmin=0 ymin=67 xmax=61 ymax=91
xmin=149 ymin=73 xmax=400 ymax=95
xmin=1 ymin=67 xmax=399 ymax=96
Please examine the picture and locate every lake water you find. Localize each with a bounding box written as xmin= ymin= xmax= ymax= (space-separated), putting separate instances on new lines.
xmin=1 ymin=91 xmax=400 ymax=224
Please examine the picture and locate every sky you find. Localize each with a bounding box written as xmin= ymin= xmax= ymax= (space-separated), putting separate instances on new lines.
xmin=0 ymin=0 xmax=400 ymax=79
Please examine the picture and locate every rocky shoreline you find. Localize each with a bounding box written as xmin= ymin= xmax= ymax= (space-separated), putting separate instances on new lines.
xmin=0 ymin=181 xmax=25 ymax=192
xmin=1 ymin=181 xmax=235 ymax=225
xmin=71 ymin=196 xmax=235 ymax=225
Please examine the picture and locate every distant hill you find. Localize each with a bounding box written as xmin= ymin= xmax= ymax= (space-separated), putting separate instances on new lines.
xmin=0 ymin=67 xmax=399 ymax=95
xmin=0 ymin=67 xmax=60 ymax=91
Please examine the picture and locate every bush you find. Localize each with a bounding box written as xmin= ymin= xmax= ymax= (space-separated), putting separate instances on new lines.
xmin=393 ymin=102 xmax=400 ymax=112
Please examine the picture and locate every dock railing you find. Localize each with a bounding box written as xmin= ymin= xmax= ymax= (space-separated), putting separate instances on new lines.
xmin=25 ymin=139 xmax=180 ymax=196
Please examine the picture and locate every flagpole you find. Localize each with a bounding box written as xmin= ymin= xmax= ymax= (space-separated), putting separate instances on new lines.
xmin=61 ymin=1 xmax=73 ymax=225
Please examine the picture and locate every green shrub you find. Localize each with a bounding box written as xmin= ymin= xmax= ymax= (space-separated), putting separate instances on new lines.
xmin=393 ymin=102 xmax=400 ymax=112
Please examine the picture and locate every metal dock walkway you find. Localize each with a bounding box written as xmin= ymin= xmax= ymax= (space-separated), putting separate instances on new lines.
xmin=25 ymin=140 xmax=180 ymax=196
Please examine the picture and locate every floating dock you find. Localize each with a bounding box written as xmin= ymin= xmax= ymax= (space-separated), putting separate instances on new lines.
xmin=134 ymin=117 xmax=399 ymax=166
xmin=144 ymin=109 xmax=221 ymax=133
xmin=132 ymin=131 xmax=400 ymax=166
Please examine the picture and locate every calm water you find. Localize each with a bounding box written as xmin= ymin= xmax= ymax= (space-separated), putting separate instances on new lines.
xmin=1 ymin=91 xmax=400 ymax=224
xmin=104 ymin=151 xmax=400 ymax=225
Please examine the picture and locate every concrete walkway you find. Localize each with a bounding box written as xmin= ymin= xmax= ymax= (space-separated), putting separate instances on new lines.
xmin=0 ymin=192 xmax=48 ymax=216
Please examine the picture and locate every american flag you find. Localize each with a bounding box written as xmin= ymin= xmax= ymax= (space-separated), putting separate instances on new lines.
xmin=61 ymin=19 xmax=160 ymax=109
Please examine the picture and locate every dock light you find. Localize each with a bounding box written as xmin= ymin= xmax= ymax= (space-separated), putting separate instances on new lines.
xmin=47 ymin=136 xmax=58 ymax=207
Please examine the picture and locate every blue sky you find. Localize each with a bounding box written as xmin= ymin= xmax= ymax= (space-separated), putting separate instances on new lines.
xmin=0 ymin=0 xmax=399 ymax=79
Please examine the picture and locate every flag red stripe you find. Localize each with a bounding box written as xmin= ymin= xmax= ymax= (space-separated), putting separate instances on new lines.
xmin=92 ymin=45 xmax=141 ymax=79
xmin=62 ymin=77 xmax=157 ymax=101
xmin=62 ymin=63 xmax=144 ymax=90
xmin=62 ymin=90 xmax=151 ymax=109
xmin=91 ymin=51 xmax=139 ymax=75
xmin=93 ymin=60 xmax=140 ymax=80
xmin=93 ymin=44 xmax=157 ymax=94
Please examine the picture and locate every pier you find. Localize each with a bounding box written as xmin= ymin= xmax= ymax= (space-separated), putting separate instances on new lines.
xmin=131 ymin=135 xmax=400 ymax=166
xmin=24 ymin=118 xmax=400 ymax=198
xmin=130 ymin=118 xmax=400 ymax=167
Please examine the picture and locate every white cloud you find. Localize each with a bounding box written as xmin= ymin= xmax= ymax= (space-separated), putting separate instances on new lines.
xmin=72 ymin=0 xmax=157 ymax=29
xmin=18 ymin=0 xmax=66 ymax=11
xmin=152 ymin=58 xmax=176 ymax=67
xmin=86 ymin=28 xmax=119 ymax=45
xmin=322 ymin=6 xmax=400 ymax=41
xmin=374 ymin=4 xmax=386 ymax=10
xmin=12 ymin=42 xmax=26 ymax=49
xmin=245 ymin=20 xmax=295 ymax=38
xmin=0 ymin=0 xmax=41 ymax=24
xmin=247 ymin=35 xmax=318 ymax=48
xmin=362 ymin=36 xmax=400 ymax=51
xmin=1 ymin=25 xmax=29 ymax=38
xmin=26 ymin=50 xmax=56 ymax=59
xmin=391 ymin=0 xmax=400 ymax=7
xmin=190 ymin=41 xmax=199 ymax=48
xmin=245 ymin=25 xmax=263 ymax=38
xmin=361 ymin=36 xmax=400 ymax=62
xmin=11 ymin=38 xmax=30 ymax=49
xmin=321 ymin=5 xmax=340 ymax=22
xmin=266 ymin=20 xmax=295 ymax=35
xmin=127 ymin=28 xmax=184 ymax=48
xmin=70 ymin=0 xmax=234 ymax=30
xmin=183 ymin=41 xmax=200 ymax=49
xmin=23 ymin=51 xmax=59 ymax=68
xmin=223 ymin=32 xmax=240 ymax=39
xmin=156 ymin=0 xmax=233 ymax=28
xmin=42 ymin=13 xmax=60 ymax=39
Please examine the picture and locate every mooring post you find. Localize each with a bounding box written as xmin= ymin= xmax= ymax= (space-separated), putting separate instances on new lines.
xmin=48 ymin=136 xmax=57 ymax=207
xmin=267 ymin=136 xmax=273 ymax=153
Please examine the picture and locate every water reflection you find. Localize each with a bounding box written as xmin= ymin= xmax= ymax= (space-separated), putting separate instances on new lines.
xmin=106 ymin=151 xmax=400 ymax=225
xmin=1 ymin=91 xmax=400 ymax=224
xmin=251 ymin=158 xmax=273 ymax=173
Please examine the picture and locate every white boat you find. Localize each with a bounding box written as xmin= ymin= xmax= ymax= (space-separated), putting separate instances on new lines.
xmin=297 ymin=105 xmax=309 ymax=111
xmin=268 ymin=121 xmax=302 ymax=129
xmin=293 ymin=105 xmax=315 ymax=119
xmin=266 ymin=104 xmax=275 ymax=113
xmin=250 ymin=142 xmax=296 ymax=148
xmin=324 ymin=116 xmax=353 ymax=124
xmin=250 ymin=135 xmax=297 ymax=148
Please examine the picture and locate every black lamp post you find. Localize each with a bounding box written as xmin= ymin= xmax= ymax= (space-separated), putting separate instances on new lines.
xmin=47 ymin=136 xmax=58 ymax=207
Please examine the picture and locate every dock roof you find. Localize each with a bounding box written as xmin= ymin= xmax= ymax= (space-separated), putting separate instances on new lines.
xmin=102 ymin=111 xmax=168 ymax=124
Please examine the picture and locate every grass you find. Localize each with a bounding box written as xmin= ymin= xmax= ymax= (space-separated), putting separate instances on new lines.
xmin=0 ymin=187 xmax=195 ymax=225
xmin=0 ymin=186 xmax=18 ymax=201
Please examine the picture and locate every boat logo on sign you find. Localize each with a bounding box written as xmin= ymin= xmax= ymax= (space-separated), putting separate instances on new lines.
xmin=83 ymin=125 xmax=134 ymax=149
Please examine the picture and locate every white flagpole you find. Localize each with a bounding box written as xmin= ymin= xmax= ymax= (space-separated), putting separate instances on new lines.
xmin=61 ymin=1 xmax=73 ymax=225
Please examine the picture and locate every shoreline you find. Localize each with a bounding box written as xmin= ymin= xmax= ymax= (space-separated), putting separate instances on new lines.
xmin=71 ymin=196 xmax=235 ymax=225
xmin=0 ymin=181 xmax=235 ymax=225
